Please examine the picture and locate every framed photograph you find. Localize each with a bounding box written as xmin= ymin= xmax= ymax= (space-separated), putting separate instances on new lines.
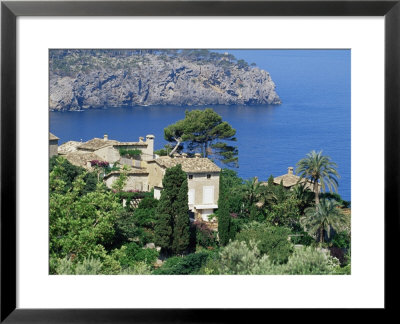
xmin=1 ymin=0 xmax=398 ymax=322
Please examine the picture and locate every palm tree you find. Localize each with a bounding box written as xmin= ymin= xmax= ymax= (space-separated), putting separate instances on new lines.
xmin=291 ymin=182 xmax=314 ymax=213
xmin=296 ymin=150 xmax=340 ymax=205
xmin=240 ymin=177 xmax=261 ymax=205
xmin=301 ymin=199 xmax=348 ymax=243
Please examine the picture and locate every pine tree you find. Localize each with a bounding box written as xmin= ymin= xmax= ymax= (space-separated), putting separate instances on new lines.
xmin=154 ymin=165 xmax=189 ymax=254
xmin=164 ymin=108 xmax=238 ymax=167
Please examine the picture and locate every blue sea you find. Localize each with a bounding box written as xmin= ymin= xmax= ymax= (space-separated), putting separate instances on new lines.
xmin=50 ymin=50 xmax=351 ymax=201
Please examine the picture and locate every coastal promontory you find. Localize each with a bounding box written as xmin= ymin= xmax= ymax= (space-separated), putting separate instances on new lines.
xmin=49 ymin=49 xmax=281 ymax=111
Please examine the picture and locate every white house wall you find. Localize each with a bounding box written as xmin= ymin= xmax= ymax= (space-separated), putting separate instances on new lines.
xmin=187 ymin=172 xmax=220 ymax=207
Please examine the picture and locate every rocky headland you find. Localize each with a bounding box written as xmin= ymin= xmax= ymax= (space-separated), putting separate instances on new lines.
xmin=50 ymin=49 xmax=281 ymax=111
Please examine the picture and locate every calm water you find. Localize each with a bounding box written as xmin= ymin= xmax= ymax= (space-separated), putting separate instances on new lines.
xmin=50 ymin=50 xmax=351 ymax=201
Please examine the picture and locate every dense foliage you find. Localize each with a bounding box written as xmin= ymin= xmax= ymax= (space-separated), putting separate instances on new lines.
xmin=153 ymin=252 xmax=210 ymax=275
xmin=50 ymin=156 xmax=98 ymax=194
xmin=236 ymin=223 xmax=293 ymax=264
xmin=49 ymin=148 xmax=350 ymax=275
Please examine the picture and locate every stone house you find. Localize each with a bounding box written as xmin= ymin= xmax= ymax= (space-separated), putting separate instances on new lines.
xmin=49 ymin=133 xmax=59 ymax=157
xmin=59 ymin=133 xmax=154 ymax=168
xmin=147 ymin=153 xmax=221 ymax=223
xmin=103 ymin=168 xmax=149 ymax=192
xmin=57 ymin=134 xmax=221 ymax=226
xmin=58 ymin=134 xmax=154 ymax=190
xmin=271 ymin=166 xmax=320 ymax=191
xmin=74 ymin=134 xmax=155 ymax=167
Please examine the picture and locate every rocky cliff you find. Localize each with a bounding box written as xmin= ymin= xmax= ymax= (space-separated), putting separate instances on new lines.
xmin=49 ymin=50 xmax=281 ymax=111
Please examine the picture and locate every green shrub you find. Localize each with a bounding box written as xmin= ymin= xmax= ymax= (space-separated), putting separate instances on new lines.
xmin=56 ymin=257 xmax=103 ymax=275
xmin=198 ymin=250 xmax=221 ymax=274
xmin=236 ymin=223 xmax=293 ymax=264
xmin=114 ymin=196 xmax=158 ymax=246
xmin=218 ymin=240 xmax=273 ymax=275
xmin=120 ymin=262 xmax=152 ymax=275
xmin=118 ymin=148 xmax=142 ymax=158
xmin=119 ymin=242 xmax=159 ymax=268
xmin=114 ymin=211 xmax=140 ymax=245
xmin=330 ymin=231 xmax=351 ymax=249
xmin=153 ymin=252 xmax=210 ymax=275
xmin=75 ymin=257 xmax=103 ymax=274
xmin=289 ymin=231 xmax=314 ymax=246
xmin=333 ymin=263 xmax=351 ymax=275
xmin=281 ymin=246 xmax=340 ymax=274
xmin=49 ymin=156 xmax=98 ymax=194
xmin=193 ymin=221 xmax=218 ymax=248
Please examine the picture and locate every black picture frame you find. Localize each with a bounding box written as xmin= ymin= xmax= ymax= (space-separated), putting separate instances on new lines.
xmin=1 ymin=0 xmax=399 ymax=322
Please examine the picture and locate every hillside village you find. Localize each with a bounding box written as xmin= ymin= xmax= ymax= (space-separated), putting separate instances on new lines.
xmin=49 ymin=129 xmax=350 ymax=275
xmin=50 ymin=132 xmax=221 ymax=227
xmin=50 ymin=132 xmax=322 ymax=228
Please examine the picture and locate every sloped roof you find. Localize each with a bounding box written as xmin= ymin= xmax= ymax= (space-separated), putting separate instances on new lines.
xmin=150 ymin=156 xmax=221 ymax=173
xmin=49 ymin=132 xmax=59 ymax=140
xmin=64 ymin=151 xmax=105 ymax=168
xmin=77 ymin=138 xmax=119 ymax=151
xmin=58 ymin=141 xmax=81 ymax=154
xmin=273 ymin=173 xmax=305 ymax=187
xmin=272 ymin=168 xmax=318 ymax=190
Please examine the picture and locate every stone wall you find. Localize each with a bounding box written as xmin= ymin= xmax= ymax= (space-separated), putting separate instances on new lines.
xmin=49 ymin=140 xmax=58 ymax=157
xmin=105 ymin=173 xmax=149 ymax=192
xmin=147 ymin=162 xmax=165 ymax=190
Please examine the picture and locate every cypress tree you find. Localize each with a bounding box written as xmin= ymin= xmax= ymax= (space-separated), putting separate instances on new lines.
xmin=218 ymin=171 xmax=232 ymax=246
xmin=154 ymin=211 xmax=173 ymax=251
xmin=172 ymin=176 xmax=190 ymax=255
xmin=154 ymin=164 xmax=189 ymax=254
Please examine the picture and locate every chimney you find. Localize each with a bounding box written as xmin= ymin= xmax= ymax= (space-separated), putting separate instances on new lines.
xmin=194 ymin=153 xmax=201 ymax=159
xmin=288 ymin=167 xmax=294 ymax=175
xmin=181 ymin=153 xmax=188 ymax=158
xmin=139 ymin=137 xmax=144 ymax=142
xmin=103 ymin=134 xmax=108 ymax=141
xmin=145 ymin=134 xmax=155 ymax=158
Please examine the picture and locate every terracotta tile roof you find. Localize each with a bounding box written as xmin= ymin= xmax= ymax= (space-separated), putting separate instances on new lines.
xmin=49 ymin=132 xmax=59 ymax=140
xmin=150 ymin=156 xmax=221 ymax=173
xmin=77 ymin=138 xmax=119 ymax=151
xmin=64 ymin=152 xmax=105 ymax=168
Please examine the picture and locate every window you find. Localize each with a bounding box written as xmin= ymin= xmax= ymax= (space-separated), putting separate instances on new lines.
xmin=207 ymin=174 xmax=211 ymax=179
xmin=188 ymin=174 xmax=193 ymax=179
xmin=188 ymin=189 xmax=195 ymax=205
xmin=203 ymin=186 xmax=214 ymax=204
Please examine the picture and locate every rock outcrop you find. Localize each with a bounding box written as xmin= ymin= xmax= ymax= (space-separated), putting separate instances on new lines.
xmin=50 ymin=50 xmax=281 ymax=111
